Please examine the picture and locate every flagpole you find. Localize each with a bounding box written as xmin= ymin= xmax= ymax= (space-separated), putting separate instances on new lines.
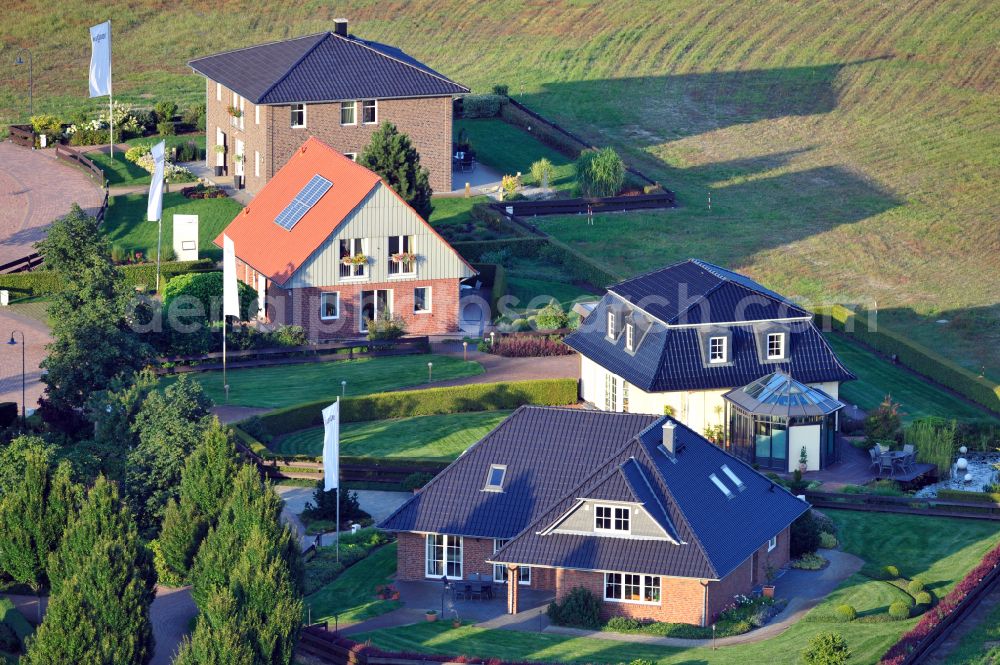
xmin=108 ymin=20 xmax=113 ymax=161
xmin=336 ymin=396 xmax=341 ymax=562
xmin=155 ymin=216 xmax=162 ymax=293
xmin=222 ymin=314 xmax=228 ymax=403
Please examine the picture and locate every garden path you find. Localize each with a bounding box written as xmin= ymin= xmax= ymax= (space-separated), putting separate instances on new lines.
xmin=0 ymin=305 xmax=51 ymax=411
xmin=0 ymin=141 xmax=103 ymax=266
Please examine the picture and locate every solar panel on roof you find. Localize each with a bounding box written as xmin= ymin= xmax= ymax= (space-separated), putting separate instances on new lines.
xmin=274 ymin=175 xmax=332 ymax=230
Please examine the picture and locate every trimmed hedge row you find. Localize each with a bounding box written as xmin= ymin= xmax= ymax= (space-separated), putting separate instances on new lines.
xmin=937 ymin=489 xmax=1000 ymax=504
xmin=470 ymin=262 xmax=507 ymax=316
xmin=0 ymin=259 xmax=215 ymax=298
xmin=817 ymin=305 xmax=1000 ymax=414
xmin=256 ymin=378 xmax=579 ymax=435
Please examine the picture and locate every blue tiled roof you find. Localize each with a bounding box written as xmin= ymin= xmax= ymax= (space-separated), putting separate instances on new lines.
xmin=565 ymin=260 xmax=855 ymax=392
xmin=189 ymin=32 xmax=468 ymax=105
xmin=378 ymin=407 xmax=660 ymax=539
xmin=492 ymin=416 xmax=809 ymax=580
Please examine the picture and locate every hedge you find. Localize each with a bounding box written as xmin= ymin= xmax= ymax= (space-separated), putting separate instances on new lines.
xmin=256 ymin=378 xmax=579 ymax=435
xmin=0 ymin=259 xmax=215 ymax=298
xmin=816 ymin=305 xmax=1000 ymax=414
xmin=461 ymin=94 xmax=505 ymax=118
xmin=470 ymin=262 xmax=507 ymax=315
xmin=937 ymin=489 xmax=1000 ymax=504
xmin=450 ymin=237 xmax=547 ymax=262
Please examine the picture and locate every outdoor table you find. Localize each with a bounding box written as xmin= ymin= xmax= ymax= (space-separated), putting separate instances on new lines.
xmin=880 ymin=451 xmax=907 ymax=477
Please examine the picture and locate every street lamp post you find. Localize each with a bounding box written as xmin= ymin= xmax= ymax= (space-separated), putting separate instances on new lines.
xmin=7 ymin=331 xmax=26 ymax=428
xmin=427 ymin=362 xmax=433 ymax=382
xmin=14 ymin=49 xmax=33 ymax=119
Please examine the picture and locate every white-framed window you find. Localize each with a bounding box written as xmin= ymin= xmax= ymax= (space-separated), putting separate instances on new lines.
xmin=344 ymin=152 xmax=357 ymax=161
xmin=493 ymin=540 xmax=531 ymax=585
xmin=216 ymin=82 xmax=221 ymax=101
xmin=254 ymin=150 xmax=260 ymax=178
xmin=290 ymin=104 xmax=306 ymax=128
xmin=387 ymin=235 xmax=415 ymax=275
xmin=339 ymin=238 xmax=367 ymax=279
xmin=425 ymin=534 xmax=462 ymax=579
xmin=362 ymin=99 xmax=377 ymax=124
xmin=767 ymin=332 xmax=785 ymax=359
xmin=320 ymin=292 xmax=340 ymax=320
xmin=604 ymin=573 xmax=660 ymax=604
xmin=594 ymin=504 xmax=630 ymax=534
xmin=414 ymin=287 xmax=431 ymax=314
xmin=768 ymin=535 xmax=777 ymax=552
xmin=625 ymin=323 xmax=635 ymax=351
xmin=605 ymin=373 xmax=617 ymax=411
xmin=607 ymin=311 xmax=616 ymax=338
xmin=341 ymin=101 xmax=356 ymax=125
xmin=483 ymin=464 xmax=506 ymax=492
xmin=709 ymin=336 xmax=727 ymax=363
xmin=255 ymin=105 xmax=260 ymax=125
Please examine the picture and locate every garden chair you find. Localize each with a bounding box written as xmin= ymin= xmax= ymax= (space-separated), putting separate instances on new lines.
xmin=878 ymin=452 xmax=895 ymax=477
xmin=902 ymin=444 xmax=916 ymax=471
xmin=869 ymin=448 xmax=881 ymax=471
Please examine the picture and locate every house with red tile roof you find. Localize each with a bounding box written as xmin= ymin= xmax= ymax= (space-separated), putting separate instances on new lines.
xmin=215 ymin=137 xmax=475 ymax=339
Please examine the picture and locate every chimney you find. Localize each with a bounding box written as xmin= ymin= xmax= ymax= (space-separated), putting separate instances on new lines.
xmin=333 ymin=19 xmax=349 ymax=37
xmin=662 ymin=421 xmax=677 ymax=456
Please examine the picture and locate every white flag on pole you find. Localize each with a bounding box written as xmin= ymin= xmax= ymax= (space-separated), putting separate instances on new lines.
xmin=146 ymin=141 xmax=166 ymax=222
xmin=322 ymin=400 xmax=340 ymax=491
xmin=88 ymin=21 xmax=112 ymax=98
xmin=222 ymin=234 xmax=240 ymax=318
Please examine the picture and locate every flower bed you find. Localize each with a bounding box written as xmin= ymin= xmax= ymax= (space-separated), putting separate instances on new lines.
xmin=481 ymin=335 xmax=575 ymax=358
xmin=880 ymin=540 xmax=1000 ymax=664
xmin=603 ymin=595 xmax=784 ymax=639
xmin=181 ymin=184 xmax=228 ymax=200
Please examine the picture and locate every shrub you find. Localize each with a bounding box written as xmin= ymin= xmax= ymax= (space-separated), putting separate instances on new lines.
xmin=546 ymin=587 xmax=601 ymax=629
xmin=154 ymin=101 xmax=178 ymax=122
xmin=914 ymin=591 xmax=932 ymax=607
xmin=156 ymin=121 xmax=176 ymax=136
xmin=402 ymin=472 xmax=434 ymax=491
xmin=125 ymin=143 xmax=152 ymax=164
xmin=182 ymin=103 xmax=206 ymax=131
xmin=491 ymin=84 xmax=510 ymax=97
xmin=529 ymin=158 xmax=555 ymax=189
xmin=30 ymin=114 xmax=62 ymax=139
xmin=462 ymin=94 xmax=504 ymax=118
xmin=906 ymin=417 xmax=957 ymax=476
xmin=366 ymin=314 xmax=407 ymax=341
xmin=605 ymin=616 xmax=642 ymax=632
xmin=174 ymin=140 xmax=200 ymax=162
xmin=793 ymin=553 xmax=828 ymax=570
xmin=906 ymin=579 xmax=924 ymax=595
xmin=258 ymin=379 xmax=580 ymax=434
xmin=884 ymin=565 xmax=901 ymax=579
xmin=576 ymin=147 xmax=625 ymax=197
xmin=501 ymin=173 xmax=521 ymax=200
xmin=889 ymin=601 xmax=911 ymax=620
xmin=802 ymin=632 xmax=851 ymax=665
xmin=865 ymin=395 xmax=903 ymax=445
xmin=791 ymin=511 xmax=822 ymax=558
xmin=163 ymin=271 xmax=257 ymax=322
xmin=273 ymin=325 xmax=308 ymax=347
xmin=835 ymin=604 xmax=857 ymax=622
xmin=131 ymin=109 xmax=156 ymax=132
xmin=0 ymin=621 xmax=19 ymax=653
xmin=302 ymin=483 xmax=369 ymax=525
xmin=489 ymin=336 xmax=574 ymax=358
xmin=535 ymin=302 xmax=569 ymax=330
xmin=820 ymin=532 xmax=838 ymax=549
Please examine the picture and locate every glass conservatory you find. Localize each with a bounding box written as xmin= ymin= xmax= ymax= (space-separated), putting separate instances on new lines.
xmin=723 ymin=372 xmax=844 ymax=472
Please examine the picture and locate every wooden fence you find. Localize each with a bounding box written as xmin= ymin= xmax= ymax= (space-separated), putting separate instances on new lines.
xmin=8 ymin=124 xmax=34 ymax=148
xmin=491 ymin=190 xmax=675 ymax=217
xmin=157 ymin=337 xmax=430 ymax=375
xmin=54 ymin=144 xmax=105 ymax=187
xmin=804 ymin=490 xmax=1000 ymax=521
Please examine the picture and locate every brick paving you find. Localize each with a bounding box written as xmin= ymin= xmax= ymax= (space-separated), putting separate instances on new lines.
xmin=0 ymin=142 xmax=103 ymax=266
xmin=0 ymin=306 xmax=52 ymax=412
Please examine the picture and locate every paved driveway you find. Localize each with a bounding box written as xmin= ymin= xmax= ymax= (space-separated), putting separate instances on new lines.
xmin=0 ymin=305 xmax=51 ymax=410
xmin=0 ymin=141 xmax=103 ymax=266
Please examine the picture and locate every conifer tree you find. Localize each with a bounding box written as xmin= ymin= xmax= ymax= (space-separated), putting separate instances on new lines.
xmin=359 ymin=121 xmax=433 ymax=219
xmin=25 ymin=476 xmax=156 ymax=665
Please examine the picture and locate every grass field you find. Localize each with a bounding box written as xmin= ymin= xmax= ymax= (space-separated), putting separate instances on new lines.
xmin=306 ymin=542 xmax=401 ymax=626
xmin=455 ymin=118 xmax=575 ymax=190
xmin=357 ymin=511 xmax=1000 ymax=665
xmin=945 ymin=598 xmax=1000 ymax=664
xmin=161 ymin=355 xmax=484 ymax=408
xmin=102 ymin=191 xmax=243 ymax=261
xmin=1 ymin=1 xmax=996 ymax=379
xmin=826 ymin=333 xmax=997 ymax=423
xmin=272 ymin=410 xmax=512 ymax=459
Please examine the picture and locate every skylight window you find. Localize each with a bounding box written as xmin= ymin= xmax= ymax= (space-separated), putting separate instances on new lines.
xmin=709 ymin=473 xmax=734 ymax=499
xmin=274 ymin=175 xmax=332 ymax=231
xmin=483 ymin=464 xmax=507 ymax=492
xmin=720 ymin=464 xmax=745 ymax=491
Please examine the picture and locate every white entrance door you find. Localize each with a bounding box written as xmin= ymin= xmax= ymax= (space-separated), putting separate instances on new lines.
xmin=235 ymin=139 xmax=245 ymax=177
xmin=215 ymin=128 xmax=225 ymax=166
xmin=360 ymin=289 xmax=392 ymax=332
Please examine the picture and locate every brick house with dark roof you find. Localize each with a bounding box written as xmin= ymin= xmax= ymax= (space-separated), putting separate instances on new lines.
xmin=379 ymin=407 xmax=809 ymax=625
xmin=215 ymin=137 xmax=475 ymax=339
xmin=565 ymin=259 xmax=855 ymax=472
xmin=189 ymin=19 xmax=468 ymax=196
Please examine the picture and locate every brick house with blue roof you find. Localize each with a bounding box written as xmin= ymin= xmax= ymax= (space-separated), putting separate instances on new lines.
xmin=379 ymin=407 xmax=810 ymax=625
xmin=189 ymin=19 xmax=468 ymax=195
xmin=565 ymin=259 xmax=855 ymax=472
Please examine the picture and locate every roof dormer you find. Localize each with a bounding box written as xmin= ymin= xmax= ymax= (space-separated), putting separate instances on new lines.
xmin=754 ymin=324 xmax=790 ymax=363
xmin=696 ymin=327 xmax=734 ymax=367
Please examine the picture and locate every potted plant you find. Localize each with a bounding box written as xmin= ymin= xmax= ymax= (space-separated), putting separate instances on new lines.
xmin=425 ymin=609 xmax=438 ymax=622
xmin=762 ymin=564 xmax=777 ymax=598
xmin=799 ymin=446 xmax=808 ymax=474
xmin=226 ymin=105 xmax=242 ymax=118
xmin=341 ymin=254 xmax=367 ymax=266
xmin=390 ymin=251 xmax=416 ymax=264
xmin=452 ymin=616 xmax=461 ymax=629
xmin=213 ymin=144 xmax=225 ymax=176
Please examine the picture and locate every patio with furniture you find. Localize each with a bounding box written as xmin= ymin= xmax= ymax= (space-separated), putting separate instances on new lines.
xmin=394 ymin=578 xmax=554 ymax=624
xmin=870 ymin=443 xmax=935 ymax=483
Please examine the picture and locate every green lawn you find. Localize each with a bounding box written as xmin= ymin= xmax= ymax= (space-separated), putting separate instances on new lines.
xmin=945 ymin=598 xmax=1000 ymax=664
xmin=162 ymin=355 xmax=484 ymax=408
xmin=87 ymin=149 xmax=152 ymax=186
xmin=102 ymin=191 xmax=243 ymax=261
xmin=358 ymin=511 xmax=1000 ymax=665
xmin=826 ymin=333 xmax=996 ymax=423
xmin=455 ymin=118 xmax=575 ymax=191
xmin=306 ymin=542 xmax=401 ymax=625
xmin=272 ymin=410 xmax=512 ymax=460
xmin=429 ymin=196 xmax=488 ymax=228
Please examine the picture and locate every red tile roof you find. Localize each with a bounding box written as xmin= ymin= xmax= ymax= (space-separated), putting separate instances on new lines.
xmin=214 ymin=137 xmax=381 ymax=285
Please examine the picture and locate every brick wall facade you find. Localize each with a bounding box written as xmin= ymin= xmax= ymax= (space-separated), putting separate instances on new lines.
xmin=206 ymin=81 xmax=454 ymax=195
xmin=555 ymin=568 xmax=709 ymax=625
